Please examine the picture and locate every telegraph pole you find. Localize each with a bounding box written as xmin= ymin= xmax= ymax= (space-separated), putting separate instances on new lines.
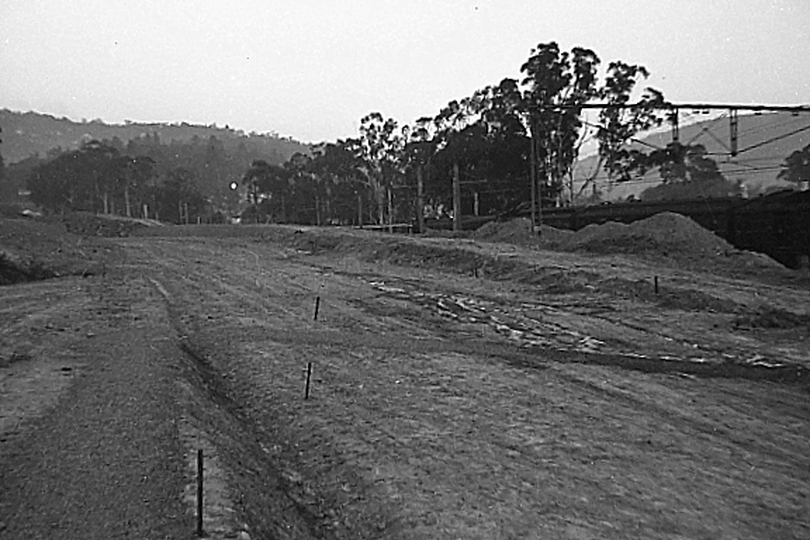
xmin=416 ymin=166 xmax=425 ymax=233
xmin=529 ymin=119 xmax=537 ymax=234
xmin=452 ymin=162 xmax=461 ymax=232
xmin=729 ymin=108 xmax=739 ymax=156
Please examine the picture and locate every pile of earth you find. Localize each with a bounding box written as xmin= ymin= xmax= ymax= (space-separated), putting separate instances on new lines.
xmin=62 ymin=212 xmax=161 ymax=237
xmin=0 ymin=217 xmax=115 ymax=284
xmin=472 ymin=217 xmax=573 ymax=248
xmin=559 ymin=212 xmax=733 ymax=258
xmin=474 ymin=212 xmax=786 ymax=273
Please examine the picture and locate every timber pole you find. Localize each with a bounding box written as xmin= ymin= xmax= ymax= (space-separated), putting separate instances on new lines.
xmin=529 ymin=121 xmax=537 ymax=235
xmin=416 ymin=166 xmax=425 ymax=234
xmin=452 ymin=162 xmax=461 ymax=233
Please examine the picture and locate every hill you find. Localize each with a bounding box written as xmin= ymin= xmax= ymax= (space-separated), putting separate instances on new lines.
xmin=573 ymin=111 xmax=810 ymax=201
xmin=0 ymin=108 xmax=310 ymax=164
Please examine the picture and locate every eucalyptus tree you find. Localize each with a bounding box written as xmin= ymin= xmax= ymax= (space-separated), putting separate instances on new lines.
xmin=242 ymin=159 xmax=292 ymax=221
xmin=589 ymin=62 xmax=666 ymax=197
xmin=779 ymin=144 xmax=810 ymax=186
xmin=520 ymin=42 xmax=601 ymax=208
xmin=308 ymin=138 xmax=369 ymax=224
xmin=426 ymin=78 xmax=531 ymax=223
xmin=357 ymin=112 xmax=405 ymax=226
xmin=27 ymin=139 xmax=120 ymax=214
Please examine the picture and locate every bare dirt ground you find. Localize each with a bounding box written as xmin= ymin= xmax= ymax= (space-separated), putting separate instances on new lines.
xmin=1 ymin=216 xmax=809 ymax=539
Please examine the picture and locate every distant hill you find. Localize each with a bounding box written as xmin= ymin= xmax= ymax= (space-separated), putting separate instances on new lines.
xmin=0 ymin=108 xmax=310 ymax=164
xmin=573 ymin=111 xmax=810 ymax=202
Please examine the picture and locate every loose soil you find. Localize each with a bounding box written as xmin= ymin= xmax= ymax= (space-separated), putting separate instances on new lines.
xmin=1 ymin=215 xmax=809 ymax=539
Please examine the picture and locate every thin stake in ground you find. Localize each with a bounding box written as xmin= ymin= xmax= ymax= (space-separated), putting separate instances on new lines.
xmin=197 ymin=449 xmax=204 ymax=537
xmin=305 ymin=362 xmax=313 ymax=400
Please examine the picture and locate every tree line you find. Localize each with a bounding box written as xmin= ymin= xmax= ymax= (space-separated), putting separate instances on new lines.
xmin=10 ymin=41 xmax=809 ymax=226
xmin=238 ymin=42 xmax=760 ymax=229
xmin=21 ymin=132 xmax=291 ymax=223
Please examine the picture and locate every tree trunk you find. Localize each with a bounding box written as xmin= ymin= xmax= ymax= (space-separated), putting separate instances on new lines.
xmin=357 ymin=193 xmax=363 ymax=227
xmin=452 ymin=162 xmax=461 ymax=232
xmin=377 ymin=183 xmax=385 ymax=226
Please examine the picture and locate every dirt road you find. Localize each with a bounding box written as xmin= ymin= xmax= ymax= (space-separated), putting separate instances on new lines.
xmin=2 ymin=222 xmax=809 ymax=539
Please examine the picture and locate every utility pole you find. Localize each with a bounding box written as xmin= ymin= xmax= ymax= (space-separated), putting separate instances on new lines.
xmin=670 ymin=108 xmax=679 ymax=143
xmin=452 ymin=162 xmax=461 ymax=232
xmin=529 ymin=118 xmax=537 ymax=234
xmin=729 ymin=109 xmax=739 ymax=156
xmin=387 ymin=185 xmax=393 ymax=233
xmin=416 ymin=166 xmax=425 ymax=233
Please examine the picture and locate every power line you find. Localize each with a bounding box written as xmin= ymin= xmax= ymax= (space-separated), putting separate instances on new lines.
xmin=736 ymin=122 xmax=810 ymax=154
xmin=569 ymin=102 xmax=810 ymax=113
xmin=578 ymin=118 xmax=664 ymax=151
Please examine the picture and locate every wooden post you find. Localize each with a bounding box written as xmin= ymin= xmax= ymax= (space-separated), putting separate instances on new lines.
xmin=654 ymin=276 xmax=659 ymax=295
xmin=416 ymin=166 xmax=425 ymax=234
xmin=124 ymin=186 xmax=132 ymax=218
xmin=529 ymin=120 xmax=537 ymax=234
xmin=313 ymin=296 xmax=321 ymax=321
xmin=452 ymin=162 xmax=461 ymax=232
xmin=387 ymin=186 xmax=394 ymax=234
xmin=196 ymin=449 xmax=204 ymax=537
xmin=305 ymin=362 xmax=313 ymax=400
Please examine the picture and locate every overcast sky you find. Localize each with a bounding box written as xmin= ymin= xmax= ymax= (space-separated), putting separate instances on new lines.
xmin=2 ymin=0 xmax=808 ymax=143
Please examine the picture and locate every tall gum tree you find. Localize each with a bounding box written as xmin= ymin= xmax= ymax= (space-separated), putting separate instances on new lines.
xmin=591 ymin=62 xmax=666 ymax=198
xmin=358 ymin=113 xmax=404 ymax=226
xmin=520 ymin=43 xmax=601 ymax=208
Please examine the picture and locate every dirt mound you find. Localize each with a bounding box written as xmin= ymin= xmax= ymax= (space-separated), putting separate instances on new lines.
xmin=473 ymin=218 xmax=573 ymax=248
xmin=561 ymin=213 xmax=732 ymax=257
xmin=557 ymin=212 xmax=788 ymax=272
xmin=63 ymin=212 xmax=159 ymax=237
xmin=473 ymin=218 xmax=535 ymax=244
xmin=0 ymin=217 xmax=114 ymax=284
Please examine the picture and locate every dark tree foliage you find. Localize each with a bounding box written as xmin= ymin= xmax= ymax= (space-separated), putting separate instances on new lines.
xmin=26 ymin=139 xmax=210 ymax=223
xmin=522 ymin=43 xmax=601 ymax=204
xmin=241 ymin=160 xmax=292 ymax=222
xmin=778 ymin=144 xmax=810 ymax=185
xmin=233 ymin=42 xmax=671 ymax=225
xmin=638 ymin=143 xmax=742 ymax=201
xmin=595 ymin=63 xmax=665 ymax=186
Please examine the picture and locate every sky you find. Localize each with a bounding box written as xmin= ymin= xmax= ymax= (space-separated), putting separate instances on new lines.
xmin=1 ymin=0 xmax=809 ymax=143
